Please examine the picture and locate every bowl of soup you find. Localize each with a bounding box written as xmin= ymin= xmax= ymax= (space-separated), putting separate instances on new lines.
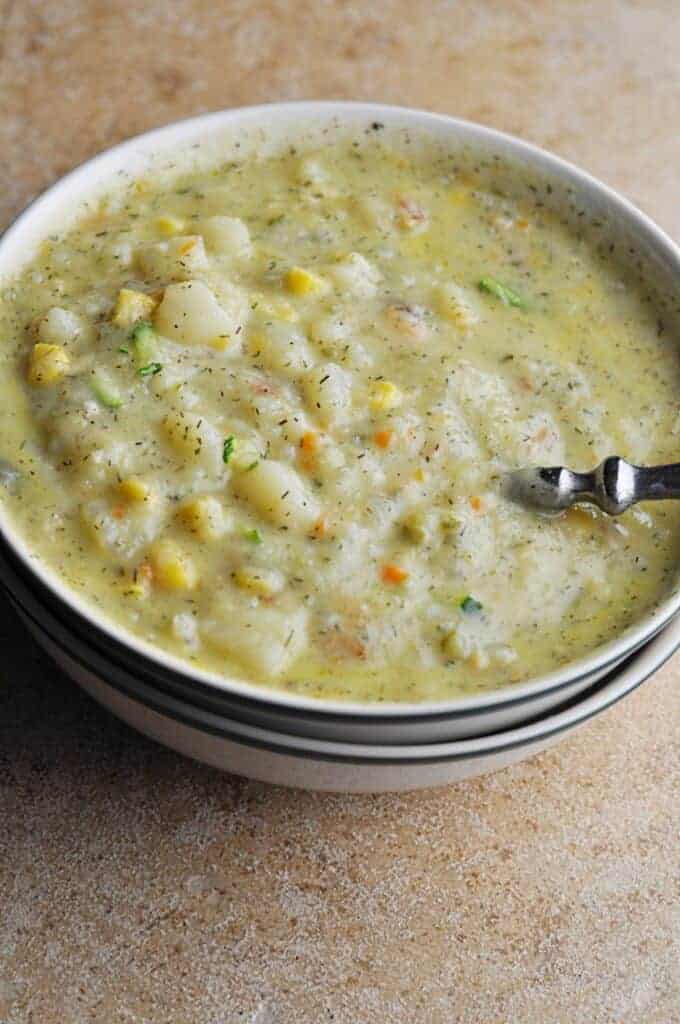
xmin=1 ymin=102 xmax=679 ymax=752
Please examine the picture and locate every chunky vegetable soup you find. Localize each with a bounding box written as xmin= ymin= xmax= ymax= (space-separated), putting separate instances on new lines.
xmin=1 ymin=133 xmax=679 ymax=702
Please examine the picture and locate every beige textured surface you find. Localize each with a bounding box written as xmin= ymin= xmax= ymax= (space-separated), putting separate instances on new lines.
xmin=1 ymin=2 xmax=679 ymax=1021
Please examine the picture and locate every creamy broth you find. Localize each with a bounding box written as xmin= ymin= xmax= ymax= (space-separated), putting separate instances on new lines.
xmin=1 ymin=134 xmax=679 ymax=703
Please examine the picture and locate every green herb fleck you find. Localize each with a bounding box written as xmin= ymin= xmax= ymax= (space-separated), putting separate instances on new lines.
xmin=222 ymin=435 xmax=236 ymax=464
xmin=246 ymin=460 xmax=259 ymax=471
xmin=138 ymin=362 xmax=162 ymax=377
xmin=460 ymin=595 xmax=483 ymax=613
xmin=118 ymin=345 xmax=129 ymax=354
xmin=243 ymin=528 xmax=263 ymax=544
xmin=478 ymin=277 xmax=525 ymax=308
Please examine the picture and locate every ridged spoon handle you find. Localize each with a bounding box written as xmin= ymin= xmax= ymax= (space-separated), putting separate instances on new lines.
xmin=509 ymin=456 xmax=680 ymax=515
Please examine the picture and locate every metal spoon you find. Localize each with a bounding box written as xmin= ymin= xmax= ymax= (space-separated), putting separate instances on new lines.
xmin=508 ymin=456 xmax=680 ymax=515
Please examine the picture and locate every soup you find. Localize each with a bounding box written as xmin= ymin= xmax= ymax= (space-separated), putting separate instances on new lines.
xmin=1 ymin=132 xmax=679 ymax=702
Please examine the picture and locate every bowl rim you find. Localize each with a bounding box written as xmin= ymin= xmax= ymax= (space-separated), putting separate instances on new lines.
xmin=1 ymin=99 xmax=679 ymax=719
xmin=8 ymin=553 xmax=680 ymax=763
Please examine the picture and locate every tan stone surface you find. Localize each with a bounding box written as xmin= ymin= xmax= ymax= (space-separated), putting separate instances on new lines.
xmin=0 ymin=1 xmax=679 ymax=1021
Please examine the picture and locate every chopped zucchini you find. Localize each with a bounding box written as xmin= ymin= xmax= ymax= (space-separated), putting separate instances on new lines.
xmin=130 ymin=321 xmax=159 ymax=366
xmin=91 ymin=371 xmax=123 ymax=409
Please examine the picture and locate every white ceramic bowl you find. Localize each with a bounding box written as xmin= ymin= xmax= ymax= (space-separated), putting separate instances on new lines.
xmin=4 ymin=556 xmax=679 ymax=791
xmin=1 ymin=102 xmax=679 ymax=750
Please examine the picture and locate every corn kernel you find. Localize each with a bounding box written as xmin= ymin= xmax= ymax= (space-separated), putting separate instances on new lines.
xmin=149 ymin=539 xmax=198 ymax=590
xmin=209 ymin=334 xmax=231 ymax=351
xmin=284 ymin=266 xmax=327 ymax=297
xmin=156 ymin=215 xmax=185 ymax=236
xmin=118 ymin=477 xmax=150 ymax=502
xmin=177 ymin=238 xmax=198 ymax=257
xmin=27 ymin=343 xmax=70 ymax=386
xmin=370 ymin=380 xmax=403 ymax=412
xmin=112 ymin=288 xmax=158 ymax=328
xmin=177 ymin=495 xmax=227 ymax=542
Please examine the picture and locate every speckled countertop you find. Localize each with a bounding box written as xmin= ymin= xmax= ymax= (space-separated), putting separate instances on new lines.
xmin=1 ymin=2 xmax=679 ymax=1021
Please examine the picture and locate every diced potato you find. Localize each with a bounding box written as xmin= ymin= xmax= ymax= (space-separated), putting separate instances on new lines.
xmin=303 ymin=362 xmax=353 ymax=427
xmin=136 ymin=236 xmax=209 ymax=280
xmin=250 ymin=322 xmax=315 ymax=376
xmin=149 ymin=539 xmax=198 ymax=590
xmin=161 ymin=408 xmax=223 ymax=472
xmin=27 ymin=343 xmax=71 ymax=386
xmin=80 ymin=497 xmax=166 ymax=562
xmin=154 ymin=281 xmax=241 ymax=351
xmin=172 ymin=612 xmax=199 ymax=648
xmin=253 ymin=295 xmax=299 ymax=323
xmin=38 ymin=307 xmax=83 ymax=346
xmin=227 ymin=435 xmax=263 ymax=472
xmin=112 ymin=288 xmax=159 ymax=328
xmin=202 ymin=599 xmax=308 ymax=677
xmin=434 ymin=282 xmax=479 ymax=330
xmin=309 ymin=314 xmax=372 ymax=368
xmin=329 ymin=253 xmax=381 ymax=298
xmin=156 ymin=215 xmax=185 ymax=236
xmin=309 ymin=314 xmax=351 ymax=355
xmin=233 ymin=566 xmax=285 ymax=597
xmin=370 ymin=380 xmax=403 ymax=412
xmin=109 ymin=241 xmax=133 ymax=268
xmin=232 ymin=459 xmax=320 ymax=531
xmin=198 ymin=216 xmax=252 ymax=259
xmin=177 ymin=495 xmax=229 ymax=541
xmin=118 ymin=476 xmax=151 ymax=502
xmin=284 ymin=266 xmax=328 ymax=297
xmin=297 ymin=156 xmax=327 ymax=187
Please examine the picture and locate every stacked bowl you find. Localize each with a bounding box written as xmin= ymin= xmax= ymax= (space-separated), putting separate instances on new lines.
xmin=1 ymin=104 xmax=679 ymax=791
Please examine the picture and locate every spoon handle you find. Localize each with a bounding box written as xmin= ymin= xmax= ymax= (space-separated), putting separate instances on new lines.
xmin=574 ymin=457 xmax=680 ymax=514
xmin=632 ymin=461 xmax=680 ymax=502
xmin=509 ymin=457 xmax=680 ymax=515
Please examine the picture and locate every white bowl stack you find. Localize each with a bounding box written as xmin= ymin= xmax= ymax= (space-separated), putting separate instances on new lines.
xmin=1 ymin=104 xmax=678 ymax=791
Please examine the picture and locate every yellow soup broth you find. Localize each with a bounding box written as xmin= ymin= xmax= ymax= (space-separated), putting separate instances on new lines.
xmin=1 ymin=137 xmax=679 ymax=702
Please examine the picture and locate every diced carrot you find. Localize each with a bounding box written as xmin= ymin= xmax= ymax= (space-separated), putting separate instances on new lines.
xmin=381 ymin=563 xmax=409 ymax=584
xmin=313 ymin=517 xmax=327 ymax=539
xmin=469 ymin=496 xmax=484 ymax=513
xmin=299 ymin=431 xmax=320 ymax=471
xmin=112 ymin=504 xmax=127 ymax=520
xmin=374 ymin=429 xmax=393 ymax=449
xmin=300 ymin=431 xmax=319 ymax=452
